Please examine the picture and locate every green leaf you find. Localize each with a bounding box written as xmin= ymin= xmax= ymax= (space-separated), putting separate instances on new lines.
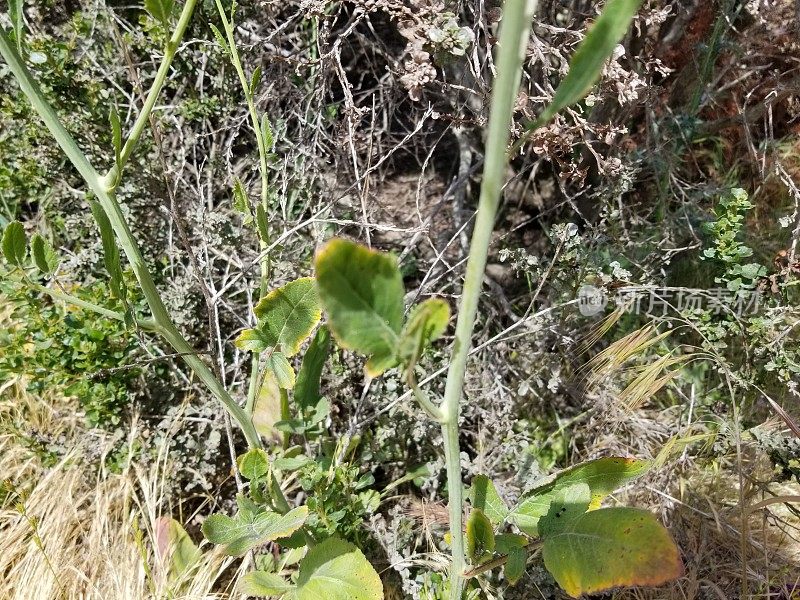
xmin=241 ymin=571 xmax=294 ymax=597
xmin=398 ymin=298 xmax=450 ymax=367
xmin=509 ymin=457 xmax=650 ymax=536
xmin=314 ymin=238 xmax=405 ymax=377
xmin=232 ymin=177 xmax=251 ymax=217
xmin=249 ymin=66 xmax=262 ymax=99
xmin=534 ymin=0 xmax=642 ymax=127
xmin=155 ymin=517 xmax=201 ymax=580
xmin=237 ymin=448 xmax=269 ymax=481
xmin=2 ymin=220 xmax=27 ymax=266
xmin=254 ymin=278 xmax=322 ymax=357
xmin=267 ymin=351 xmax=296 ymax=389
xmin=234 ymin=328 xmax=269 ymax=353
xmin=256 ymin=203 xmax=269 ymax=242
xmin=202 ymin=505 xmax=308 ymax=556
xmin=144 ymin=0 xmax=174 ymax=26
xmin=466 ymin=508 xmax=495 ymax=563
xmin=469 ymin=475 xmax=508 ymax=526
xmin=494 ymin=533 xmax=527 ymax=554
xmin=288 ymin=537 xmax=383 ymax=600
xmin=261 ymin=113 xmax=274 ymax=150
xmin=209 ymin=23 xmax=229 ymax=54
xmin=504 ymin=546 xmax=527 ymax=586
xmin=541 ymin=507 xmax=683 ymax=598
xmin=295 ymin=326 xmax=331 ymax=411
xmin=30 ymin=233 xmax=58 ymax=275
xmin=88 ymin=199 xmax=124 ymax=299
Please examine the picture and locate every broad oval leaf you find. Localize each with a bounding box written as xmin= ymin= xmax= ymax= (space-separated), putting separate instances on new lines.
xmin=534 ymin=0 xmax=642 ymax=127
xmin=314 ymin=239 xmax=405 ymax=377
xmin=509 ymin=457 xmax=649 ymax=536
xmin=202 ymin=505 xmax=308 ymax=557
xmin=288 ymin=536 xmax=383 ymax=600
xmin=234 ymin=328 xmax=269 ymax=353
xmin=466 ymin=508 xmax=495 ymax=563
xmin=541 ymin=507 xmax=683 ymax=598
xmin=31 ymin=233 xmax=58 ymax=275
xmin=237 ymin=448 xmax=269 ymax=481
xmin=254 ymin=278 xmax=322 ymax=357
xmin=2 ymin=220 xmax=27 ymax=266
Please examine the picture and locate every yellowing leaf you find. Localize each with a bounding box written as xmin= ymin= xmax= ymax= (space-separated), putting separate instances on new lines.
xmin=466 ymin=508 xmax=495 ymax=563
xmin=541 ymin=507 xmax=682 ymax=598
xmin=254 ymin=278 xmax=321 ymax=357
xmin=509 ymin=457 xmax=650 ymax=536
xmin=253 ymin=368 xmax=282 ymax=441
xmin=314 ymin=239 xmax=405 ymax=377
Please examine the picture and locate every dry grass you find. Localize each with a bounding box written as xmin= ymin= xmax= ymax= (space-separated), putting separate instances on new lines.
xmin=0 ymin=380 xmax=246 ymax=600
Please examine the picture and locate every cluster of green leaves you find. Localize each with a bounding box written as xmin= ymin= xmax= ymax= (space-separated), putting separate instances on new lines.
xmin=702 ymin=188 xmax=766 ymax=292
xmin=201 ymin=449 xmax=383 ymax=600
xmin=465 ymin=458 xmax=682 ymax=597
xmin=0 ymin=284 xmax=138 ymax=426
xmin=1 ymin=220 xmax=141 ymax=426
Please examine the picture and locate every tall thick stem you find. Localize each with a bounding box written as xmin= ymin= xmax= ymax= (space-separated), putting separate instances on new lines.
xmin=0 ymin=26 xmax=262 ymax=449
xmin=439 ymin=0 xmax=537 ymax=597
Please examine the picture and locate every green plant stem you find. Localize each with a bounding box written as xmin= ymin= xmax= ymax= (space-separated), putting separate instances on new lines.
xmin=213 ymin=1 xmax=273 ymax=416
xmin=438 ymin=0 xmax=536 ymax=596
xmin=101 ymin=0 xmax=200 ymax=190
xmin=0 ymin=26 xmax=262 ymax=449
xmin=462 ymin=540 xmax=543 ymax=579
xmin=406 ymin=368 xmax=444 ymax=421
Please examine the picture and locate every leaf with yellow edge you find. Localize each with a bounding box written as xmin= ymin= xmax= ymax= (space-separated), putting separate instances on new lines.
xmin=314 ymin=239 xmax=404 ymax=377
xmin=254 ymin=278 xmax=321 ymax=357
xmin=541 ymin=507 xmax=683 ymax=598
xmin=509 ymin=457 xmax=650 ymax=536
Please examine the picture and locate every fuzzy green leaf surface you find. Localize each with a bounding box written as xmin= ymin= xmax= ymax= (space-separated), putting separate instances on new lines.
xmin=288 ymin=537 xmax=383 ymax=600
xmin=202 ymin=506 xmax=308 ymax=556
xmin=254 ymin=278 xmax=321 ymax=357
xmin=541 ymin=507 xmax=683 ymax=598
xmin=509 ymin=457 xmax=649 ymax=536
xmin=314 ymin=238 xmax=405 ymax=377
